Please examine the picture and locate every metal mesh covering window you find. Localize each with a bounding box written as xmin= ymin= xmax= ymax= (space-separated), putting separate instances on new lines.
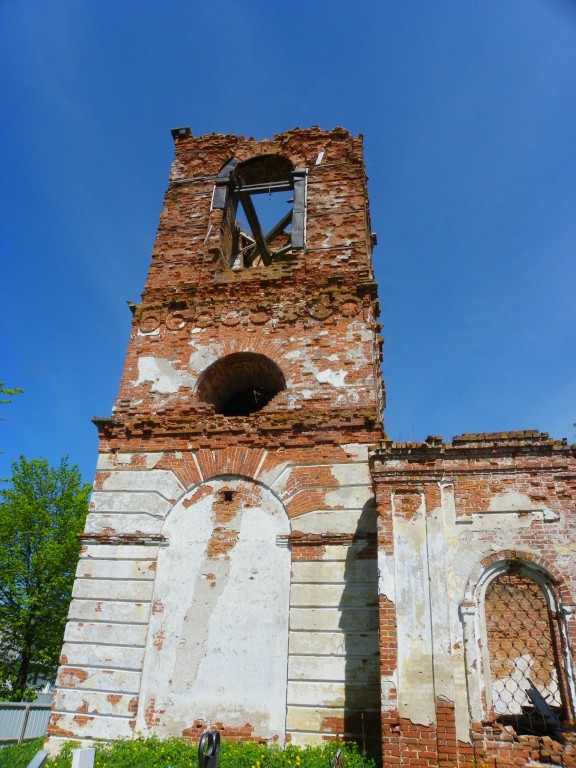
xmin=485 ymin=568 xmax=565 ymax=731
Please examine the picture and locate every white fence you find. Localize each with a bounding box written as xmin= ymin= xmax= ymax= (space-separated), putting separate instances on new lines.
xmin=0 ymin=701 xmax=51 ymax=745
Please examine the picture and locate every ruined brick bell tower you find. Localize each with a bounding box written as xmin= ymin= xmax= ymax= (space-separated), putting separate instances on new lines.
xmin=49 ymin=127 xmax=385 ymax=750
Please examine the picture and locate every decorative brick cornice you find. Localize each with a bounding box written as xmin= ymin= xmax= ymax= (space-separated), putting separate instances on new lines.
xmin=78 ymin=532 xmax=167 ymax=546
xmin=280 ymin=531 xmax=377 ymax=546
xmin=93 ymin=408 xmax=383 ymax=444
xmin=132 ymin=283 xmax=378 ymax=335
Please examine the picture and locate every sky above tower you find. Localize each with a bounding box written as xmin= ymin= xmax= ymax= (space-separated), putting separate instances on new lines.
xmin=1 ymin=1 xmax=575 ymax=482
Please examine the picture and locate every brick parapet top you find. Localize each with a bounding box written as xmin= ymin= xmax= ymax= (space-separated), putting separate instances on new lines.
xmin=171 ymin=125 xmax=358 ymax=146
xmin=370 ymin=430 xmax=575 ymax=467
xmin=167 ymin=126 xmax=364 ymax=174
xmin=164 ymin=129 xmax=365 ymax=209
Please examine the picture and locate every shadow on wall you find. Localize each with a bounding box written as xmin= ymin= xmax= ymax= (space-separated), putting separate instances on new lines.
xmin=340 ymin=498 xmax=382 ymax=757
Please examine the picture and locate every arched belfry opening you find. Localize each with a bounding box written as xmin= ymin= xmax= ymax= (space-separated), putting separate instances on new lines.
xmin=197 ymin=352 xmax=286 ymax=416
xmin=232 ymin=154 xmax=295 ymax=185
xmin=213 ymin=154 xmax=307 ymax=268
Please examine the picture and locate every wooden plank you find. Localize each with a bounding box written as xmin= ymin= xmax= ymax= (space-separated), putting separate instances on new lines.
xmin=238 ymin=192 xmax=271 ymax=265
xmin=291 ymin=169 xmax=307 ymax=248
xmin=245 ymin=209 xmax=293 ymax=265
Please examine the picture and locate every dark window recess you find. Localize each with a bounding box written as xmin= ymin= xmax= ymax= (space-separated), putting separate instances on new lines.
xmin=197 ymin=352 xmax=286 ymax=416
xmin=213 ymin=154 xmax=307 ymax=268
xmin=220 ymin=386 xmax=277 ymax=416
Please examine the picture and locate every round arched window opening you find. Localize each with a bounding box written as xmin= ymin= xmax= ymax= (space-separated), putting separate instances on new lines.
xmin=476 ymin=560 xmax=573 ymax=738
xmin=197 ymin=353 xmax=286 ymax=416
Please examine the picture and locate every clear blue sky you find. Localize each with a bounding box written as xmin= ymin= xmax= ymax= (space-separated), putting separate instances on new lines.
xmin=1 ymin=1 xmax=575 ymax=483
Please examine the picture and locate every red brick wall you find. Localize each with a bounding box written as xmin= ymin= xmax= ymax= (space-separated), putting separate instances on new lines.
xmin=97 ymin=126 xmax=383 ymax=449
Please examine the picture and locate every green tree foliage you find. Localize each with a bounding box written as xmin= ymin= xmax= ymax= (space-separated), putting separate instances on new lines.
xmin=0 ymin=456 xmax=90 ymax=700
xmin=0 ymin=380 xmax=23 ymax=413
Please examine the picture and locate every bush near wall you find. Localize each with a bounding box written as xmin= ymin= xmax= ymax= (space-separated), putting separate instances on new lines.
xmin=0 ymin=737 xmax=376 ymax=768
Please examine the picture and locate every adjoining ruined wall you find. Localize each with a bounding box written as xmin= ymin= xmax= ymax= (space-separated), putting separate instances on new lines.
xmin=47 ymin=127 xmax=384 ymax=752
xmin=371 ymin=431 xmax=576 ymax=767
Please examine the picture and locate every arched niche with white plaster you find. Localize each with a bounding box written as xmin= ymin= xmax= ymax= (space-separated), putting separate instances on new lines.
xmin=136 ymin=476 xmax=291 ymax=741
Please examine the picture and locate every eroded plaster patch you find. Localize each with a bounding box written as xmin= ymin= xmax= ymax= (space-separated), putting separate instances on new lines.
xmin=134 ymin=357 xmax=195 ymax=394
xmin=145 ymin=453 xmax=164 ymax=469
xmin=330 ymin=463 xmax=371 ymax=486
xmin=378 ymin=552 xmax=395 ymax=602
xmin=392 ymin=491 xmax=436 ymax=726
xmin=341 ymin=443 xmax=370 ymax=462
xmin=324 ymin=485 xmax=372 ymax=510
xmin=314 ymin=369 xmax=348 ymax=387
xmin=188 ymin=345 xmax=224 ymax=375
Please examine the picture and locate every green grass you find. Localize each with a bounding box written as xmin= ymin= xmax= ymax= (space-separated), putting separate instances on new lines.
xmin=0 ymin=738 xmax=45 ymax=768
xmin=1 ymin=737 xmax=376 ymax=768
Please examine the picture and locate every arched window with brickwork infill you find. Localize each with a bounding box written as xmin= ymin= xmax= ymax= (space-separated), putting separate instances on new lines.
xmin=482 ymin=561 xmax=573 ymax=738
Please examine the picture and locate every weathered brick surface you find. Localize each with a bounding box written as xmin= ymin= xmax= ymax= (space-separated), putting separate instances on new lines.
xmin=96 ymin=127 xmax=382 ymax=450
xmin=47 ymin=125 xmax=576 ymax=767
